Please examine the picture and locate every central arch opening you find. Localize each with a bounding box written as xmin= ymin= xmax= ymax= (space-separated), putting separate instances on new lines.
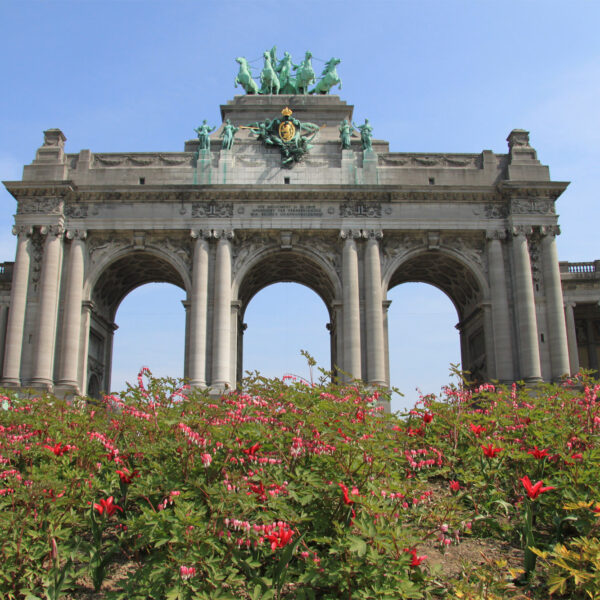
xmin=234 ymin=245 xmax=340 ymax=384
xmin=242 ymin=282 xmax=330 ymax=382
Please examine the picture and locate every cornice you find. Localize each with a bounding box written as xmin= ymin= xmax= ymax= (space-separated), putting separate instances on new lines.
xmin=497 ymin=180 xmax=570 ymax=200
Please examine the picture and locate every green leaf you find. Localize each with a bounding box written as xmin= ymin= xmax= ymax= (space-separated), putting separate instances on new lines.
xmin=348 ymin=535 xmax=367 ymax=557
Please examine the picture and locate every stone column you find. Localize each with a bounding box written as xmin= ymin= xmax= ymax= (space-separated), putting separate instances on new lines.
xmin=341 ymin=230 xmax=361 ymax=379
xmin=212 ymin=231 xmax=233 ymax=389
xmin=511 ymin=227 xmax=541 ymax=381
xmin=486 ymin=231 xmax=514 ymax=381
xmin=0 ymin=304 xmax=8 ymax=379
xmin=31 ymin=225 xmax=64 ymax=389
xmin=2 ymin=226 xmax=32 ymax=386
xmin=364 ymin=231 xmax=386 ymax=385
xmin=57 ymin=230 xmax=86 ymax=392
xmin=188 ymin=231 xmax=209 ymax=387
xmin=564 ymin=301 xmax=579 ymax=374
xmin=541 ymin=227 xmax=570 ymax=379
xmin=78 ymin=301 xmax=93 ymax=394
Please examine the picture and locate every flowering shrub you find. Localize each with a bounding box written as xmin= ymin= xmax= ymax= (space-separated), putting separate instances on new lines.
xmin=0 ymin=369 xmax=598 ymax=598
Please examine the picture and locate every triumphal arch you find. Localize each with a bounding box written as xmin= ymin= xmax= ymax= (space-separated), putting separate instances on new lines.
xmin=1 ymin=50 xmax=598 ymax=398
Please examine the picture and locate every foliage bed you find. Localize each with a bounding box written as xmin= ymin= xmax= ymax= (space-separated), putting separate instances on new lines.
xmin=0 ymin=367 xmax=599 ymax=599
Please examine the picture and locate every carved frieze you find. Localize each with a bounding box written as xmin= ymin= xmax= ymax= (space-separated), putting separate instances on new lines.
xmin=17 ymin=198 xmax=63 ymax=215
xmin=64 ymin=203 xmax=90 ymax=218
xmin=510 ymin=199 xmax=555 ymax=214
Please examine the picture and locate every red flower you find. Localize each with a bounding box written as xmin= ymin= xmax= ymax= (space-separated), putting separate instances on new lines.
xmin=338 ymin=482 xmax=354 ymax=505
xmin=527 ymin=446 xmax=550 ymax=460
xmin=93 ymin=496 xmax=123 ymax=517
xmin=44 ymin=442 xmax=68 ymax=457
xmin=264 ymin=524 xmax=294 ymax=550
xmin=520 ymin=475 xmax=555 ymax=500
xmin=242 ymin=443 xmax=261 ymax=457
xmin=422 ymin=412 xmax=434 ymax=424
xmin=449 ymin=480 xmax=461 ymax=492
xmin=404 ymin=547 xmax=427 ymax=567
xmin=116 ymin=468 xmax=138 ymax=484
xmin=469 ymin=424 xmax=486 ymax=437
xmin=481 ymin=444 xmax=503 ymax=458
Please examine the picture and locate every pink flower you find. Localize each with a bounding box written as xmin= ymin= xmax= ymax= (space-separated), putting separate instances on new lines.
xmin=201 ymin=453 xmax=212 ymax=467
xmin=449 ymin=480 xmax=461 ymax=492
xmin=180 ymin=565 xmax=196 ymax=580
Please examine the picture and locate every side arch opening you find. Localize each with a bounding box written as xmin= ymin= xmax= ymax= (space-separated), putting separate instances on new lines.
xmin=85 ymin=250 xmax=188 ymax=396
xmin=385 ymin=250 xmax=487 ymax=410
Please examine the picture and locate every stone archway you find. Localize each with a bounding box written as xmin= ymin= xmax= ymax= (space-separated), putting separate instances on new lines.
xmin=383 ymin=248 xmax=489 ymax=384
xmin=233 ymin=242 xmax=342 ymax=382
xmin=84 ymin=248 xmax=189 ymax=394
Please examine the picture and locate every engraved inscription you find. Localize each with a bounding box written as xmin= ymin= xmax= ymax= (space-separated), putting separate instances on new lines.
xmin=249 ymin=205 xmax=323 ymax=218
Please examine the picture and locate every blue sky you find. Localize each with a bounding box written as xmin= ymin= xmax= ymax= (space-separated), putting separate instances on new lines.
xmin=1 ymin=1 xmax=599 ymax=411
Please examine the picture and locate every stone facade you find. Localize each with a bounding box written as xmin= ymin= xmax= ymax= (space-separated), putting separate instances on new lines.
xmin=0 ymin=94 xmax=598 ymax=400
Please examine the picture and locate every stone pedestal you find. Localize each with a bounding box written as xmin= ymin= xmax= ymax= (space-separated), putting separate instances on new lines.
xmin=362 ymin=149 xmax=378 ymax=184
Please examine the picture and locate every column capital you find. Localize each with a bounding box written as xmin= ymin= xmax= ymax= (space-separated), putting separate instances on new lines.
xmin=510 ymin=225 xmax=533 ymax=238
xmin=564 ymin=300 xmax=577 ymax=309
xmin=11 ymin=225 xmax=33 ymax=237
xmin=540 ymin=225 xmax=561 ymax=238
xmin=190 ymin=229 xmax=212 ymax=240
xmin=339 ymin=229 xmax=362 ymax=240
xmin=486 ymin=229 xmax=507 ymax=241
xmin=364 ymin=229 xmax=383 ymax=240
xmin=211 ymin=229 xmax=234 ymax=240
xmin=65 ymin=229 xmax=87 ymax=240
xmin=40 ymin=224 xmax=64 ymax=237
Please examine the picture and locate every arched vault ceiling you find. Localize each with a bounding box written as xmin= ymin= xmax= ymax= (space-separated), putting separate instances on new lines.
xmin=93 ymin=252 xmax=185 ymax=319
xmin=388 ymin=251 xmax=481 ymax=320
xmin=239 ymin=251 xmax=335 ymax=314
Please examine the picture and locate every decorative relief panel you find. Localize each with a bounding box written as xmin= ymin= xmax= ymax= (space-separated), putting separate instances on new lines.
xmin=93 ymin=154 xmax=192 ymax=167
xmin=378 ymin=154 xmax=481 ymax=168
xmin=192 ymin=201 xmax=233 ymax=218
xmin=340 ymin=201 xmax=381 ymax=218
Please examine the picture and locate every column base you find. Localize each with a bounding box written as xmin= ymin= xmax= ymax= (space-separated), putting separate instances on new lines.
xmin=54 ymin=381 xmax=81 ymax=398
xmin=1 ymin=378 xmax=21 ymax=389
xmin=28 ymin=378 xmax=54 ymax=392
xmin=208 ymin=382 xmax=231 ymax=397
